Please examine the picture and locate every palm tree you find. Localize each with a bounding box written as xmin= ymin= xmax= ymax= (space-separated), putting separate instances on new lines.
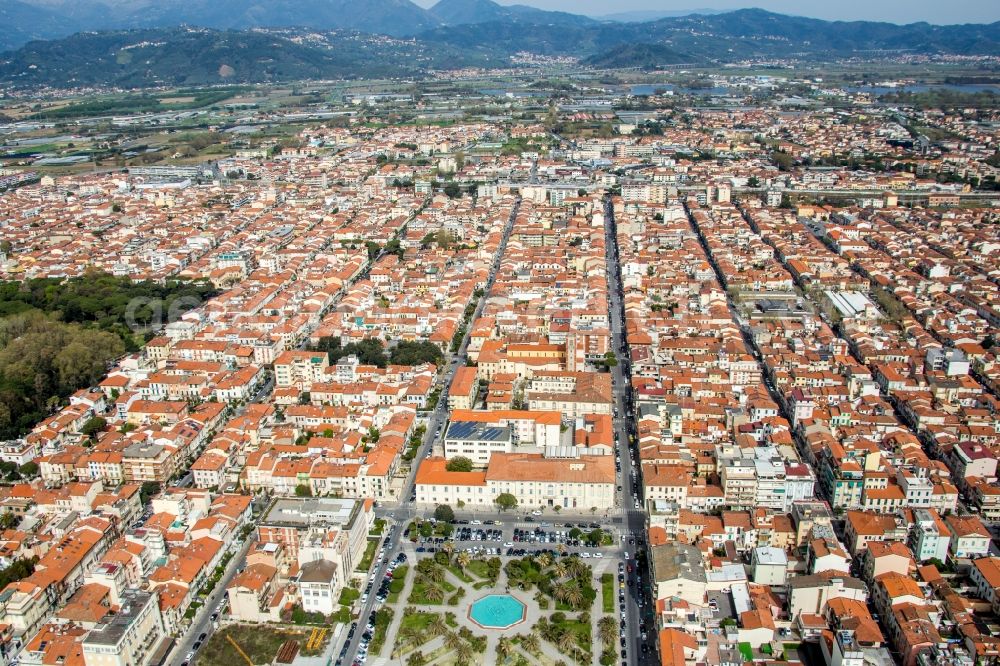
xmin=553 ymin=582 xmax=572 ymax=606
xmin=444 ymin=630 xmax=464 ymax=652
xmin=442 ymin=540 xmax=455 ymax=562
xmin=423 ymin=582 xmax=445 ymax=603
xmin=536 ymin=552 xmax=552 ymax=569
xmin=397 ymin=625 xmax=419 ymax=648
xmin=454 ymin=640 xmax=475 ymax=665
xmin=556 ymin=543 xmax=567 ymax=556
xmin=428 ymin=614 xmax=449 ymax=638
xmin=552 ymin=560 xmax=568 ymax=580
xmin=565 ymin=585 xmax=585 ymax=610
xmin=567 ymin=558 xmax=587 ymax=580
xmin=456 ymin=550 xmax=471 ymax=571
xmin=598 ymin=617 xmax=617 ymax=646
xmin=521 ymin=632 xmax=541 ymax=655
xmin=496 ymin=636 xmax=513 ymax=663
xmin=556 ymin=629 xmax=577 ymax=658
xmin=416 ymin=558 xmax=439 ymax=580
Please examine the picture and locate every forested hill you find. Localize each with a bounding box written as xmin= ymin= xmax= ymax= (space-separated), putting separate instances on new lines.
xmin=0 ymin=28 xmax=472 ymax=88
xmin=1 ymin=9 xmax=998 ymax=89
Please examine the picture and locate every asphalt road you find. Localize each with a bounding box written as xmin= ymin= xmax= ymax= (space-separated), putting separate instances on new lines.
xmin=178 ymin=534 xmax=256 ymax=665
xmin=604 ymin=196 xmax=658 ymax=665
xmin=336 ymin=198 xmax=521 ymax=666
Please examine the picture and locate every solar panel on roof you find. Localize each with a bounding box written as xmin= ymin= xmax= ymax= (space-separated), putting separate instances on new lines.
xmin=446 ymin=421 xmax=510 ymax=441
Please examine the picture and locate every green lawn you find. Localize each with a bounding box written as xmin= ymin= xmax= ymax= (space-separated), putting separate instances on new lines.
xmin=550 ymin=617 xmax=593 ymax=663
xmin=369 ymin=608 xmax=394 ymax=656
xmin=782 ymin=642 xmax=801 ymax=660
xmin=466 ymin=559 xmax=493 ymax=580
xmin=601 ymin=574 xmax=614 ymax=613
xmin=446 ymin=587 xmax=466 ymax=606
xmin=339 ymin=587 xmax=360 ymax=606
xmin=409 ymin=577 xmax=457 ymax=605
xmin=356 ymin=538 xmax=379 ymax=572
xmin=400 ymin=610 xmax=438 ymax=634
xmin=396 ymin=610 xmax=440 ymax=654
xmin=388 ymin=565 xmax=408 ymax=603
xmin=447 ymin=564 xmax=473 ymax=583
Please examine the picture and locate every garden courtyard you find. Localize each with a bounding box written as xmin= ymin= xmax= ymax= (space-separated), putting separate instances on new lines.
xmin=363 ymin=548 xmax=622 ymax=666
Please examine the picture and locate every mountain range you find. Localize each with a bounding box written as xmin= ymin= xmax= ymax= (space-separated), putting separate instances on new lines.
xmin=0 ymin=0 xmax=601 ymax=50
xmin=0 ymin=1 xmax=998 ymax=89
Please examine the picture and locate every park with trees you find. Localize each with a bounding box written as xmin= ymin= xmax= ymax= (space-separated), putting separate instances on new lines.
xmin=0 ymin=272 xmax=215 ymax=439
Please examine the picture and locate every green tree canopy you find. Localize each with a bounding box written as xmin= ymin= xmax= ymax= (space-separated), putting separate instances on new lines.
xmin=81 ymin=416 xmax=107 ymax=440
xmin=0 ymin=556 xmax=38 ymax=589
xmin=771 ymin=150 xmax=794 ymax=171
xmin=445 ymin=457 xmax=473 ymax=472
xmin=140 ymin=481 xmax=161 ymax=505
xmin=0 ymin=512 xmax=21 ymax=529
xmin=311 ymin=336 xmax=388 ymax=368
xmin=0 ymin=311 xmax=125 ymax=439
xmin=495 ymin=493 xmax=518 ymax=512
xmin=389 ymin=341 xmax=444 ymax=367
xmin=434 ymin=504 xmax=455 ymax=522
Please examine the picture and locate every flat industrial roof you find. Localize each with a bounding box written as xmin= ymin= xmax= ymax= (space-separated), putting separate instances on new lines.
xmin=260 ymin=496 xmax=360 ymax=529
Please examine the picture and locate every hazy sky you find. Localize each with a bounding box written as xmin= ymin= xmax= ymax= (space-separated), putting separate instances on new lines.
xmin=413 ymin=0 xmax=1000 ymax=24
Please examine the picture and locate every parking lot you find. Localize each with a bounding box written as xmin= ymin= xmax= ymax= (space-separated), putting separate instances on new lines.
xmin=409 ymin=519 xmax=644 ymax=557
xmin=707 ymin=590 xmax=736 ymax=621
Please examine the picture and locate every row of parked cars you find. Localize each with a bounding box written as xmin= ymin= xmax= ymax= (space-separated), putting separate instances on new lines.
xmin=456 ymin=527 xmax=502 ymax=541
xmin=513 ymin=527 xmax=601 ymax=547
xmin=337 ymin=617 xmax=373 ymax=665
xmin=342 ymin=553 xmax=406 ymax=666
xmin=361 ymin=552 xmax=406 ymax=605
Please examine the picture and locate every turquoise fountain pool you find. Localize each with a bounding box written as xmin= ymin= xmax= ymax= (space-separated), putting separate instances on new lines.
xmin=468 ymin=594 xmax=526 ymax=629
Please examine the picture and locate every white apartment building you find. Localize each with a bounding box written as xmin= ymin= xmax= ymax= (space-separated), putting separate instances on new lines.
xmin=82 ymin=590 xmax=166 ymax=666
xmin=909 ymin=511 xmax=951 ymax=563
xmin=720 ymin=457 xmax=756 ymax=510
xmin=299 ymin=559 xmax=340 ymax=616
xmin=896 ymin=468 xmax=934 ymax=509
xmin=273 ymin=351 xmax=330 ymax=390
xmin=970 ymin=557 xmax=1000 ymax=614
